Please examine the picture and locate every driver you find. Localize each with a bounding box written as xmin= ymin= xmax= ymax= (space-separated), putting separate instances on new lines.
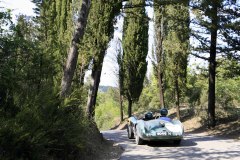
xmin=159 ymin=108 xmax=172 ymax=122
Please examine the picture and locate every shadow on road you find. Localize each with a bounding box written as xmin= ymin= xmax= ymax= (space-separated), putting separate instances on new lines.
xmin=121 ymin=149 xmax=240 ymax=160
xmin=147 ymin=138 xmax=197 ymax=147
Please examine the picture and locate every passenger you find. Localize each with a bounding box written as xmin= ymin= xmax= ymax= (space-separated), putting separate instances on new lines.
xmin=144 ymin=112 xmax=153 ymax=120
xmin=159 ymin=108 xmax=172 ymax=122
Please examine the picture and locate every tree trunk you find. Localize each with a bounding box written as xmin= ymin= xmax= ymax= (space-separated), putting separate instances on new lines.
xmin=127 ymin=97 xmax=132 ymax=118
xmin=86 ymin=55 xmax=104 ymax=120
xmin=175 ymin=77 xmax=180 ymax=120
xmin=78 ymin=63 xmax=87 ymax=87
xmin=157 ymin=39 xmax=165 ymax=108
xmin=208 ymin=3 xmax=218 ymax=128
xmin=118 ymin=51 xmax=124 ymax=121
xmin=208 ymin=43 xmax=216 ymax=128
xmin=60 ymin=0 xmax=91 ymax=97
xmin=120 ymin=94 xmax=124 ymax=121
xmin=86 ymin=68 xmax=102 ymax=120
xmin=158 ymin=70 xmax=165 ymax=108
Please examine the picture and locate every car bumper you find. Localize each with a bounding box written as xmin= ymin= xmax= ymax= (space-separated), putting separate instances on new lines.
xmin=140 ymin=133 xmax=183 ymax=141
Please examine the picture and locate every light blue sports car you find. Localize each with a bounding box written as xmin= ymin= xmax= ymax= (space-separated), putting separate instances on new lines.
xmin=127 ymin=109 xmax=184 ymax=145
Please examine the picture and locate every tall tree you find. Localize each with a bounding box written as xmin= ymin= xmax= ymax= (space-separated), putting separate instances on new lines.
xmin=163 ymin=0 xmax=190 ymax=120
xmin=153 ymin=1 xmax=166 ymax=108
xmin=191 ymin=0 xmax=240 ymax=127
xmin=86 ymin=0 xmax=122 ymax=119
xmin=122 ymin=0 xmax=149 ymax=117
xmin=116 ymin=39 xmax=124 ymax=121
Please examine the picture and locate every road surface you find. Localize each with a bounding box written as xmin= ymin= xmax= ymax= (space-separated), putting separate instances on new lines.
xmin=101 ymin=130 xmax=240 ymax=160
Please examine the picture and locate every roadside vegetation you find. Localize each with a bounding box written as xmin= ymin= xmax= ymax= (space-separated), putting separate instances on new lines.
xmin=0 ymin=0 xmax=239 ymax=159
xmin=95 ymin=60 xmax=240 ymax=133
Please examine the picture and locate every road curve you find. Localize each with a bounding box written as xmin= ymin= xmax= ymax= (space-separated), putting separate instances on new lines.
xmin=101 ymin=130 xmax=240 ymax=160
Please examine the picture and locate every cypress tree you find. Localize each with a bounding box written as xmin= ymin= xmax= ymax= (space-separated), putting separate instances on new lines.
xmin=163 ymin=0 xmax=190 ymax=120
xmin=85 ymin=0 xmax=122 ymax=119
xmin=153 ymin=0 xmax=166 ymax=108
xmin=122 ymin=0 xmax=149 ymax=117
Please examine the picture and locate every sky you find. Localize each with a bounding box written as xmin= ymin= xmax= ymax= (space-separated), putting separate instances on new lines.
xmin=1 ymin=0 xmax=35 ymax=16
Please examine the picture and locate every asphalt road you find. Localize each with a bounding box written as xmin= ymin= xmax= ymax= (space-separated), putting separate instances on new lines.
xmin=101 ymin=130 xmax=240 ymax=160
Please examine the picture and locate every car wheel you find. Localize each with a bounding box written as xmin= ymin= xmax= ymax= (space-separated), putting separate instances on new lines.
xmin=135 ymin=129 xmax=144 ymax=145
xmin=173 ymin=139 xmax=181 ymax=145
xmin=127 ymin=124 xmax=134 ymax=139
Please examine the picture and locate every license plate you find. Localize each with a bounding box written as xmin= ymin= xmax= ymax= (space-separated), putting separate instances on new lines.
xmin=157 ymin=132 xmax=167 ymax=136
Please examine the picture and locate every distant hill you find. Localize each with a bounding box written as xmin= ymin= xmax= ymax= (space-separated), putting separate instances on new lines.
xmin=98 ymin=86 xmax=117 ymax=93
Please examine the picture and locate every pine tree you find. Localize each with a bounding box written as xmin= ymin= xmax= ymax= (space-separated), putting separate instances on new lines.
xmin=191 ymin=0 xmax=240 ymax=127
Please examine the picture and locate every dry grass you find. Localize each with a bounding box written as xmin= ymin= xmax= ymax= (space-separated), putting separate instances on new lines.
xmin=178 ymin=107 xmax=240 ymax=140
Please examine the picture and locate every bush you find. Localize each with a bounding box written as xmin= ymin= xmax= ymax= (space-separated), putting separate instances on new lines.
xmin=0 ymin=92 xmax=89 ymax=160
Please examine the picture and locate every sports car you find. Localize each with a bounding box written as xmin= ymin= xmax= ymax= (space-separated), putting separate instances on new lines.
xmin=127 ymin=115 xmax=184 ymax=145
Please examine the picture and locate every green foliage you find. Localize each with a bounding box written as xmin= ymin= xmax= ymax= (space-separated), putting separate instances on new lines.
xmin=0 ymin=3 xmax=90 ymax=159
xmin=216 ymin=59 xmax=240 ymax=108
xmin=81 ymin=0 xmax=122 ymax=70
xmin=151 ymin=1 xmax=190 ymax=118
xmin=186 ymin=67 xmax=208 ymax=108
xmin=163 ymin=1 xmax=189 ymax=97
xmin=137 ymin=75 xmax=160 ymax=112
xmin=185 ymin=62 xmax=240 ymax=116
xmin=95 ymin=88 xmax=121 ymax=130
xmin=0 ymin=91 xmax=89 ymax=159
